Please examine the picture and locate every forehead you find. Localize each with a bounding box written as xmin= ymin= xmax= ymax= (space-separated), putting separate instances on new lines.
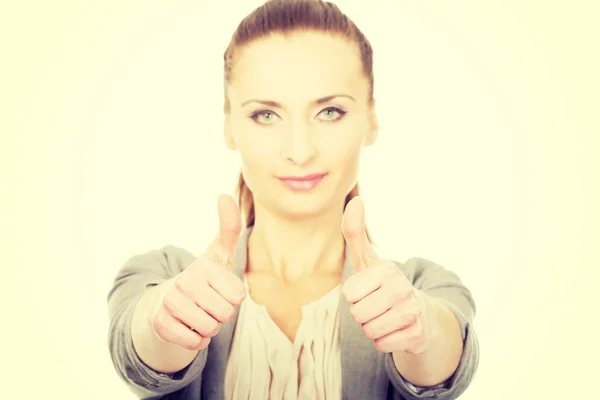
xmin=229 ymin=31 xmax=367 ymax=102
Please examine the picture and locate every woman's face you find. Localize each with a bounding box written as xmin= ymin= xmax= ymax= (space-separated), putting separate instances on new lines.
xmin=225 ymin=31 xmax=378 ymax=221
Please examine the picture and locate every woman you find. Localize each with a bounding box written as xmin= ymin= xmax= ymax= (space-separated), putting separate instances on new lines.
xmin=107 ymin=0 xmax=479 ymax=399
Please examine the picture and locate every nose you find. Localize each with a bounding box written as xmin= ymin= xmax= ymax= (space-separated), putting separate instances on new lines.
xmin=281 ymin=121 xmax=317 ymax=166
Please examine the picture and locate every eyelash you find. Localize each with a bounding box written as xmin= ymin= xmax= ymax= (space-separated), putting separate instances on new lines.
xmin=249 ymin=107 xmax=347 ymax=123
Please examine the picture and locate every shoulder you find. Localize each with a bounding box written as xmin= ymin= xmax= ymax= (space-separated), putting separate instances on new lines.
xmin=118 ymin=244 xmax=198 ymax=278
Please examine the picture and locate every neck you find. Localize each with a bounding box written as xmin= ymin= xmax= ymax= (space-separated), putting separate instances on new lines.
xmin=247 ymin=202 xmax=346 ymax=283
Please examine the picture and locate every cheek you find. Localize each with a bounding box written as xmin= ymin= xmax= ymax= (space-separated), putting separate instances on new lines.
xmin=321 ymin=123 xmax=364 ymax=166
xmin=235 ymin=127 xmax=278 ymax=163
xmin=318 ymin=132 xmax=363 ymax=194
xmin=239 ymin=146 xmax=272 ymax=178
xmin=337 ymin=151 xmax=361 ymax=187
xmin=236 ymin=133 xmax=280 ymax=190
xmin=239 ymin=156 xmax=269 ymax=198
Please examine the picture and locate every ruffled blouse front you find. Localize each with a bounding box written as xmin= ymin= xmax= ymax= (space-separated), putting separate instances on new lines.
xmin=224 ymin=275 xmax=342 ymax=400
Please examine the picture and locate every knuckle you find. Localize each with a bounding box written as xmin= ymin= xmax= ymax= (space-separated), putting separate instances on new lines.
xmin=341 ymin=284 xmax=353 ymax=302
xmin=410 ymin=305 xmax=422 ymax=318
xmin=407 ymin=312 xmax=419 ymax=327
xmin=151 ymin=317 xmax=162 ymax=334
xmin=387 ymin=282 xmax=412 ymax=302
xmin=361 ymin=324 xmax=375 ymax=339
xmin=173 ymin=276 xmax=191 ymax=295
xmin=151 ymin=314 xmax=168 ymax=338
xmin=374 ymin=339 xmax=386 ymax=352
xmin=194 ymin=336 xmax=211 ymax=351
xmin=411 ymin=328 xmax=425 ymax=343
xmin=230 ymin=275 xmax=245 ymax=294
xmin=232 ymin=289 xmax=246 ymax=305
xmin=390 ymin=288 xmax=407 ymax=303
xmin=340 ymin=285 xmax=349 ymax=299
xmin=235 ymin=278 xmax=246 ymax=293
xmin=349 ymin=305 xmax=361 ymax=323
xmin=151 ymin=307 xmax=165 ymax=326
xmin=184 ymin=335 xmax=202 ymax=351
xmin=161 ymin=292 xmax=178 ymax=312
xmin=162 ymin=292 xmax=180 ymax=315
xmin=219 ymin=306 xmax=235 ymax=322
xmin=205 ymin=321 xmax=221 ymax=337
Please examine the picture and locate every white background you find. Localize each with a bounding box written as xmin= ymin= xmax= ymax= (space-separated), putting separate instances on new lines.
xmin=2 ymin=1 xmax=598 ymax=399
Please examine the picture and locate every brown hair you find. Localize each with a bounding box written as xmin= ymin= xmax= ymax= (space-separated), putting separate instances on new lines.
xmin=224 ymin=0 xmax=374 ymax=241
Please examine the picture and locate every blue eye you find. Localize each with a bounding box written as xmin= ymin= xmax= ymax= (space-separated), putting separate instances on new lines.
xmin=318 ymin=107 xmax=347 ymax=121
xmin=250 ymin=110 xmax=279 ymax=124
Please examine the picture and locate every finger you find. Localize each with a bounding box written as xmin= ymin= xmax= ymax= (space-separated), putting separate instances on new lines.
xmin=348 ymin=270 xmax=413 ymax=323
xmin=349 ymin=285 xmax=394 ymax=324
xmin=342 ymin=266 xmax=382 ymax=304
xmin=342 ymin=196 xmax=377 ymax=271
xmin=163 ymin=285 xmax=222 ymax=337
xmin=207 ymin=194 xmax=242 ymax=268
xmin=343 ymin=260 xmax=411 ymax=304
xmin=151 ymin=307 xmax=211 ymax=351
xmin=191 ymin=284 xmax=236 ymax=323
xmin=204 ymin=260 xmax=246 ymax=305
xmin=361 ymin=304 xmax=420 ymax=340
xmin=217 ymin=193 xmax=242 ymax=266
xmin=373 ymin=320 xmax=426 ymax=354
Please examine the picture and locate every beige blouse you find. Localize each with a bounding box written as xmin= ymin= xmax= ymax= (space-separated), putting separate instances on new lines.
xmin=224 ymin=275 xmax=342 ymax=400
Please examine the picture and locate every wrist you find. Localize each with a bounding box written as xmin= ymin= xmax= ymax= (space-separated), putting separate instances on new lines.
xmin=417 ymin=290 xmax=444 ymax=346
xmin=132 ymin=281 xmax=169 ymax=341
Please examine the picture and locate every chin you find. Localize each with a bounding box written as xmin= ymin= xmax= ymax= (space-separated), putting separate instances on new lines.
xmin=277 ymin=202 xmax=335 ymax=222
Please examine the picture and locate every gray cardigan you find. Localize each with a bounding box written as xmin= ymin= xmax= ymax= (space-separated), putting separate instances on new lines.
xmin=108 ymin=227 xmax=479 ymax=399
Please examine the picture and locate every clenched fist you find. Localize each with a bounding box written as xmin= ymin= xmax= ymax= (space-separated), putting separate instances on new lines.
xmin=149 ymin=194 xmax=246 ymax=351
xmin=341 ymin=197 xmax=437 ymax=354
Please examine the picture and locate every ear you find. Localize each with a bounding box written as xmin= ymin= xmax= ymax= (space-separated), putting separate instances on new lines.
xmin=364 ymin=98 xmax=379 ymax=147
xmin=224 ymin=116 xmax=237 ymax=150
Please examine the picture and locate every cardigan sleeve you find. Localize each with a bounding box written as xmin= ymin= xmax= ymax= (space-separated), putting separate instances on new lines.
xmin=384 ymin=257 xmax=480 ymax=400
xmin=106 ymin=245 xmax=208 ymax=399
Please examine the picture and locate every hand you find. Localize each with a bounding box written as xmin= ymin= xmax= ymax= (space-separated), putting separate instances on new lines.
xmin=149 ymin=194 xmax=246 ymax=351
xmin=341 ymin=197 xmax=435 ymax=354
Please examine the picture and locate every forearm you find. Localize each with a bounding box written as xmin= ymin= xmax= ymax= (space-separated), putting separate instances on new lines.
xmin=130 ymin=278 xmax=199 ymax=374
xmin=392 ymin=291 xmax=463 ymax=387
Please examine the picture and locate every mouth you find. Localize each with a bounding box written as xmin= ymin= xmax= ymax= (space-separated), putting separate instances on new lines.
xmin=277 ymin=173 xmax=327 ymax=191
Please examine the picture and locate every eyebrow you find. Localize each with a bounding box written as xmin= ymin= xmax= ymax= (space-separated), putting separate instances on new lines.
xmin=240 ymin=94 xmax=355 ymax=108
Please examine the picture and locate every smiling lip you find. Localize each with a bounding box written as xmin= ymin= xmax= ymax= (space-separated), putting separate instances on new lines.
xmin=278 ymin=173 xmax=327 ymax=191
xmin=278 ymin=173 xmax=327 ymax=181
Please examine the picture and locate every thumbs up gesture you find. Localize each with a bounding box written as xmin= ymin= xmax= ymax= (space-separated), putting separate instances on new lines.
xmin=341 ymin=197 xmax=435 ymax=354
xmin=150 ymin=194 xmax=246 ymax=351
